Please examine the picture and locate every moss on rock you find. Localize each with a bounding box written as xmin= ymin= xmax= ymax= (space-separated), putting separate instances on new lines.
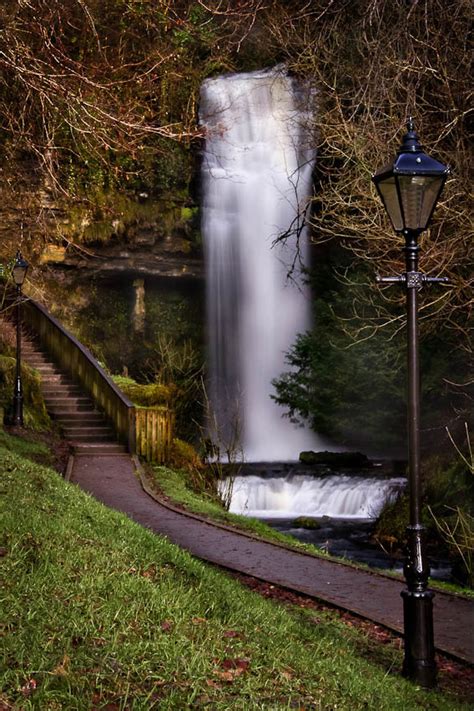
xmin=292 ymin=516 xmax=321 ymax=530
xmin=112 ymin=375 xmax=176 ymax=407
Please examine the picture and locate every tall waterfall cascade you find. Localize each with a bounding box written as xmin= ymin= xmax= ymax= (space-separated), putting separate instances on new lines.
xmin=200 ymin=67 xmax=323 ymax=462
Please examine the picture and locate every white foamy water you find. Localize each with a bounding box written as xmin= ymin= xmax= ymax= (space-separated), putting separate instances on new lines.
xmin=225 ymin=475 xmax=406 ymax=520
xmin=200 ymin=66 xmax=324 ymax=461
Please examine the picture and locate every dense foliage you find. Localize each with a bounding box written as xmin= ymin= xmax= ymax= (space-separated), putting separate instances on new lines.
xmin=273 ymin=250 xmax=470 ymax=452
xmin=374 ymin=453 xmax=474 ymax=586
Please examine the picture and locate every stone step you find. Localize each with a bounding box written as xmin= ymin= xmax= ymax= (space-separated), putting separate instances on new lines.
xmin=44 ymin=396 xmax=93 ymax=406
xmin=66 ymin=432 xmax=116 ymax=442
xmin=73 ymin=443 xmax=128 ymax=455
xmin=52 ymin=412 xmax=102 ymax=422
xmin=24 ymin=355 xmax=51 ymax=365
xmin=60 ymin=420 xmax=106 ymax=429
xmin=23 ymin=346 xmax=48 ymax=354
xmin=42 ymin=386 xmax=82 ymax=397
xmin=23 ymin=354 xmax=48 ymax=361
xmin=22 ymin=344 xmax=43 ymax=352
xmin=43 ymin=393 xmax=83 ymax=403
xmin=61 ymin=421 xmax=110 ymax=430
xmin=32 ymin=363 xmax=62 ymax=372
xmin=49 ymin=404 xmax=98 ymax=415
xmin=40 ymin=375 xmax=76 ymax=385
xmin=62 ymin=426 xmax=114 ymax=438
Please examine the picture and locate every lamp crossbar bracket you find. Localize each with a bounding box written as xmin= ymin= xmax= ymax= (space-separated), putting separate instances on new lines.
xmin=376 ymin=272 xmax=449 ymax=290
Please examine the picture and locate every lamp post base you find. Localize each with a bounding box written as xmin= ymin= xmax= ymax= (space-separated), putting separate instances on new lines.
xmin=12 ymin=374 xmax=24 ymax=427
xmin=12 ymin=401 xmax=24 ymax=427
xmin=401 ymin=588 xmax=437 ymax=688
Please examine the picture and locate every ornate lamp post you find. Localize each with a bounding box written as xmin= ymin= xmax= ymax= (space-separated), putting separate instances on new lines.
xmin=372 ymin=118 xmax=449 ymax=689
xmin=11 ymin=250 xmax=29 ymax=426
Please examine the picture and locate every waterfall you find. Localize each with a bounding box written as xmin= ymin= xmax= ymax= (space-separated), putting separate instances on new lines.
xmin=200 ymin=66 xmax=323 ymax=462
xmin=226 ymin=474 xmax=406 ymax=520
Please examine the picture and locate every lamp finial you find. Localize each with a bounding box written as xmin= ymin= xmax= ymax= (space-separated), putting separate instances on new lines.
xmin=399 ymin=117 xmax=421 ymax=154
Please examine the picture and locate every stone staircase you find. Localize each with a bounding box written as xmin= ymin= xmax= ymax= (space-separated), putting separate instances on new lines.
xmin=22 ymin=333 xmax=127 ymax=455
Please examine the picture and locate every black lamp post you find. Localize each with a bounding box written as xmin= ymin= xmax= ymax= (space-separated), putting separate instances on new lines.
xmin=372 ymin=118 xmax=449 ymax=689
xmin=11 ymin=250 xmax=29 ymax=427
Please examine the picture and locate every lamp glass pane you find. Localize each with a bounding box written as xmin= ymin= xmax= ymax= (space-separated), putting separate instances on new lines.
xmin=397 ymin=175 xmax=443 ymax=230
xmin=376 ymin=176 xmax=404 ymax=231
xmin=12 ymin=267 xmax=24 ymax=285
xmin=12 ymin=262 xmax=28 ymax=286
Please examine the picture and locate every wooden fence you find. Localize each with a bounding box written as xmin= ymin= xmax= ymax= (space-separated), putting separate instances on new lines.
xmin=20 ymin=297 xmax=174 ymax=462
xmin=134 ymin=407 xmax=174 ymax=464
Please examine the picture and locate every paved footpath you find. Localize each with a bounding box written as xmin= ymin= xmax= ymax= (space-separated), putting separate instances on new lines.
xmin=70 ymin=454 xmax=474 ymax=665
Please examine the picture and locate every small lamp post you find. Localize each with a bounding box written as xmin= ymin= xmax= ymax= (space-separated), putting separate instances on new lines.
xmin=372 ymin=118 xmax=449 ymax=689
xmin=11 ymin=250 xmax=29 ymax=426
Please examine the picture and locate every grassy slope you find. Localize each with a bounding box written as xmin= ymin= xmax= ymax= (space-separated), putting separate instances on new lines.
xmin=0 ymin=438 xmax=470 ymax=710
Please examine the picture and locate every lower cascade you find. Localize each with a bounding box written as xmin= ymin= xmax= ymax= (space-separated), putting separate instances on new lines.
xmin=200 ymin=66 xmax=323 ymax=462
xmin=226 ymin=474 xmax=406 ymax=520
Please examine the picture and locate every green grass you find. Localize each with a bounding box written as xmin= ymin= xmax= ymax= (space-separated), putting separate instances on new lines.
xmin=1 ymin=441 xmax=471 ymax=709
xmin=0 ymin=428 xmax=53 ymax=466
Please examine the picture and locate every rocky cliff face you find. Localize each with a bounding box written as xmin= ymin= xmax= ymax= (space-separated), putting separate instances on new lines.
xmin=43 ymin=195 xmax=204 ymax=279
xmin=0 ymin=160 xmax=203 ymax=280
